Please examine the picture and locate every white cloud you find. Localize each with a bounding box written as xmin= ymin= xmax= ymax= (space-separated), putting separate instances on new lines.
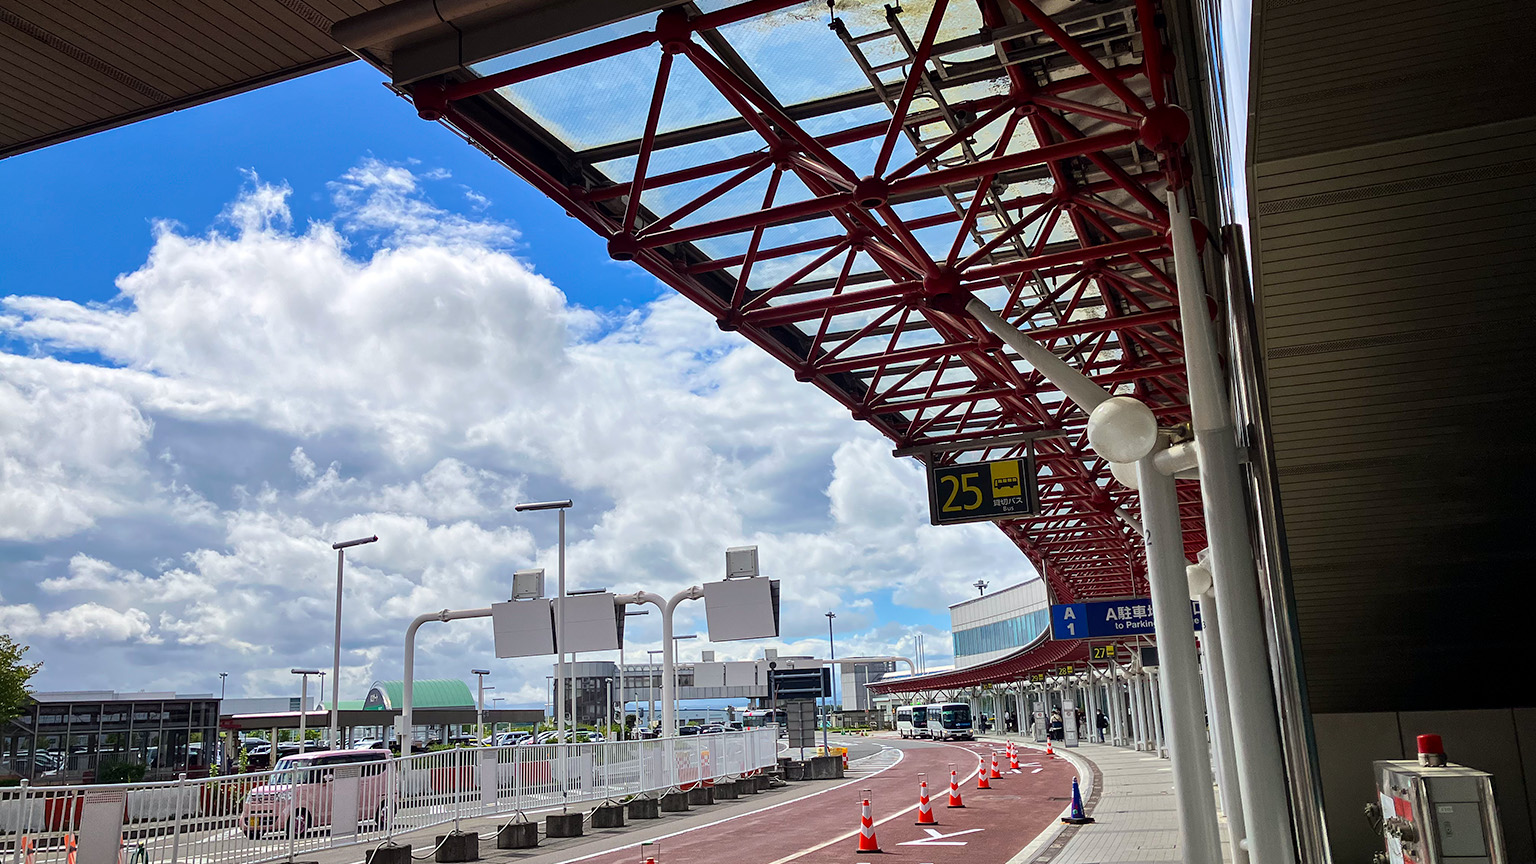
xmin=0 ymin=601 xmax=159 ymax=644
xmin=0 ymin=159 xmax=1035 ymax=701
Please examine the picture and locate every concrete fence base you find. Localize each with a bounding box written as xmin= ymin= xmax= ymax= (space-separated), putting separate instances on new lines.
xmin=434 ymin=833 xmax=479 ymax=862
xmin=592 ymin=804 xmax=626 ymax=829
xmin=660 ymin=791 xmax=691 ymax=812
xmin=366 ymin=845 xmax=412 ymax=864
xmin=546 ymin=813 xmax=584 ymax=838
xmin=627 ymin=798 xmax=662 ymax=819
xmin=496 ymin=822 xmax=539 ymax=849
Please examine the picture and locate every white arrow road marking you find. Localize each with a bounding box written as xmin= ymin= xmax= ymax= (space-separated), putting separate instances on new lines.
xmin=898 ymin=828 xmax=984 ymax=846
xmin=1032 ymin=768 xmax=1044 ymax=774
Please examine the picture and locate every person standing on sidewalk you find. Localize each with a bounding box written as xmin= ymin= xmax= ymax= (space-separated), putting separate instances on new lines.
xmin=1095 ymin=709 xmax=1109 ymax=742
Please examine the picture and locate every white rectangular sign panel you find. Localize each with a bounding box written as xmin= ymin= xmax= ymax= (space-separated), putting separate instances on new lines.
xmin=702 ymin=577 xmax=777 ymax=641
xmin=491 ymin=599 xmax=554 ymax=658
xmin=78 ymin=790 xmax=126 ymax=864
xmin=693 ymin=661 xmax=726 ymax=688
xmin=724 ymin=661 xmax=761 ymax=687
xmin=553 ymin=592 xmax=621 ymax=652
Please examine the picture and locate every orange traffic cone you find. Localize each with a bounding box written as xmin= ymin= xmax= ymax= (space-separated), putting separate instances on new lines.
xmin=989 ymin=751 xmax=1002 ymax=779
xmin=20 ymin=836 xmax=34 ymax=864
xmin=947 ymin=768 xmax=965 ymax=808
xmin=1046 ymin=738 xmax=1055 ymax=758
xmin=915 ymin=777 xmax=937 ymax=825
xmin=856 ymin=795 xmax=882 ymax=853
xmin=977 ymin=764 xmax=991 ymax=789
xmin=1010 ymin=745 xmax=1021 ymax=772
xmin=65 ymin=835 xmax=77 ymax=864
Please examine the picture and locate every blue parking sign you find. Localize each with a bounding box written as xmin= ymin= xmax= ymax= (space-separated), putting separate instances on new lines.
xmin=1051 ymin=603 xmax=1089 ymax=640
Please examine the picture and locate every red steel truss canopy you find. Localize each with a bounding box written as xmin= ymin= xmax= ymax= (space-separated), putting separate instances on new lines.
xmin=866 ymin=630 xmax=1090 ymax=694
xmin=360 ymin=0 xmax=1214 ymax=604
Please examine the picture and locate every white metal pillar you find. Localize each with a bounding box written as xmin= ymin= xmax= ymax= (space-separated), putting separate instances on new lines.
xmin=1148 ymin=667 xmax=1167 ymax=758
xmin=1201 ymin=586 xmax=1250 ymax=864
xmin=1137 ymin=455 xmax=1222 ymax=863
xmin=1169 ymin=183 xmax=1297 ymax=864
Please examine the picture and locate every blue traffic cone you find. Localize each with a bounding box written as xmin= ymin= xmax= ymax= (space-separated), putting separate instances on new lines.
xmin=1060 ymin=776 xmax=1095 ymax=824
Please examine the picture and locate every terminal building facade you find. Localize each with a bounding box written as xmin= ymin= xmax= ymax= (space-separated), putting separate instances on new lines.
xmin=1 ymin=690 xmax=221 ymax=783
xmin=950 ymin=580 xmax=1051 ymax=668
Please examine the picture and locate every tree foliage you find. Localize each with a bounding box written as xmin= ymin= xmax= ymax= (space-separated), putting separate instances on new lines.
xmin=0 ymin=635 xmax=42 ymax=725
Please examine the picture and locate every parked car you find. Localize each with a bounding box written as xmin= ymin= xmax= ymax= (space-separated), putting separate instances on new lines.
xmin=698 ymin=724 xmax=725 ymax=735
xmin=492 ymin=731 xmax=531 ymax=747
xmin=239 ymin=750 xmax=391 ymax=838
xmin=677 ymin=725 xmax=701 ymax=736
xmin=349 ymin=739 xmax=387 ymax=751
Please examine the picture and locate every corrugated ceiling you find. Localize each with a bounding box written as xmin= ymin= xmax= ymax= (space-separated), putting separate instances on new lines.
xmin=0 ymin=0 xmax=389 ymax=158
xmin=1251 ymin=0 xmax=1536 ymax=715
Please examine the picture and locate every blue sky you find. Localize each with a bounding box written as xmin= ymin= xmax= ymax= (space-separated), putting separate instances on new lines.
xmin=1 ymin=63 xmax=657 ymax=313
xmin=0 ymin=61 xmax=1031 ymax=708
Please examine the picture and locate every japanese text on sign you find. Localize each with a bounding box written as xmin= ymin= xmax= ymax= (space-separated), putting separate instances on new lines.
xmin=926 ymin=455 xmax=1039 ymax=526
xmin=1049 ymin=598 xmax=1203 ymax=640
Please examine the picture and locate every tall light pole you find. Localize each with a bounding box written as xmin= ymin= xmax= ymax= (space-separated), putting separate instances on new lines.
xmin=292 ymin=669 xmax=319 ymax=752
xmin=645 ymin=649 xmax=662 ymax=731
xmin=671 ymin=634 xmax=696 ymax=727
xmin=973 ymin=580 xmax=988 ymax=596
xmin=316 ymin=671 xmax=326 ymax=744
xmin=219 ymin=672 xmax=228 ymax=699
xmin=329 ymin=534 xmax=377 ymax=750
xmin=825 ymin=611 xmax=837 ymax=748
xmin=515 ymin=500 xmax=573 ymax=743
xmin=472 ymin=669 xmax=491 ymax=744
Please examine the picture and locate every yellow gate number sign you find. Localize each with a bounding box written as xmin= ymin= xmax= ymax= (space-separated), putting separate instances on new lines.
xmin=925 ymin=454 xmax=1039 ymax=526
xmin=1091 ymin=644 xmax=1118 ymax=661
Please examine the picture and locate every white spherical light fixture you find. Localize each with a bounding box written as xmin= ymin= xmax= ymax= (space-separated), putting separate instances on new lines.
xmin=1186 ymin=561 xmax=1213 ymax=599
xmin=1086 ymin=396 xmax=1159 ymax=464
xmin=1109 ymin=459 xmax=1140 ymax=490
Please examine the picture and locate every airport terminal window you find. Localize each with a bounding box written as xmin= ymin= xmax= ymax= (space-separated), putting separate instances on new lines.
xmin=953 ymin=609 xmax=1050 ymax=659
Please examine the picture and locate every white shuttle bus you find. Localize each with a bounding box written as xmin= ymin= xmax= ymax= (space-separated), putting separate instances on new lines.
xmin=924 ymin=702 xmax=974 ymax=741
xmin=898 ymin=705 xmax=933 ymax=738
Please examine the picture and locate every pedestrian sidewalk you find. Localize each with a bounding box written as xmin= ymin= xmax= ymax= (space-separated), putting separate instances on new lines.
xmin=978 ymin=736 xmax=1233 ymax=864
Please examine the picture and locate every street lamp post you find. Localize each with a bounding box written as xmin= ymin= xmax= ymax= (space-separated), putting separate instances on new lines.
xmin=292 ymin=669 xmax=319 ymax=752
xmin=671 ymin=634 xmax=696 ymax=728
xmin=472 ymin=669 xmax=491 ymax=744
xmin=219 ymin=672 xmax=228 ymax=699
xmin=824 ymin=612 xmax=836 ymax=748
xmin=515 ymin=500 xmax=573 ymax=744
xmin=645 ymin=650 xmax=662 ymax=732
xmin=329 ymin=534 xmax=377 ymax=750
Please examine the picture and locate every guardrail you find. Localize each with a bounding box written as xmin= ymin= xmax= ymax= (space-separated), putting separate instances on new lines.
xmin=0 ymin=729 xmax=779 ymax=864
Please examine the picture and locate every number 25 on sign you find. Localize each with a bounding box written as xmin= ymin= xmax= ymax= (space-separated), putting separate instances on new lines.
xmin=926 ymin=455 xmax=1039 ymax=526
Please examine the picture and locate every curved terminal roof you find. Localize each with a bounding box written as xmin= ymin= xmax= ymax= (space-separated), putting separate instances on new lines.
xmin=364 ymin=679 xmax=475 ymax=709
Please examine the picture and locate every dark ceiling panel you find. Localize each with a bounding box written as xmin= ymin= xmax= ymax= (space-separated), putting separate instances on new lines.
xmin=0 ymin=0 xmax=390 ymax=159
xmin=1252 ymin=0 xmax=1536 ymax=714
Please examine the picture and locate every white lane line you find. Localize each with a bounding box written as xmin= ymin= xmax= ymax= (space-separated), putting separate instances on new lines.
xmin=763 ymin=742 xmax=987 ymax=864
xmin=552 ymin=745 xmax=907 ymax=864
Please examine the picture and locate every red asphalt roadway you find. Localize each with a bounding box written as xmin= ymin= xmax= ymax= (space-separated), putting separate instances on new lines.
xmin=553 ymin=737 xmax=1077 ymax=864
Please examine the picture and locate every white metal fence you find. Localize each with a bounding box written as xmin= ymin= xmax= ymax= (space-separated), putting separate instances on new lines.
xmin=0 ymin=729 xmax=779 ymax=864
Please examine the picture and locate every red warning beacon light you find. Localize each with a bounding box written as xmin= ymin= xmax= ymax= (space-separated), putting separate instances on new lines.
xmin=1417 ymin=733 xmax=1446 ymax=768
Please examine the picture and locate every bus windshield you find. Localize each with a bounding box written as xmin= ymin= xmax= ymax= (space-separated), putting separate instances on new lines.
xmin=941 ymin=704 xmax=971 ymax=726
xmin=744 ymin=710 xmax=786 ymax=728
xmin=911 ymin=706 xmax=928 ymax=724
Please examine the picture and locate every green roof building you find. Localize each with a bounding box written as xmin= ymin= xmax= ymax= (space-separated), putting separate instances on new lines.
xmin=363 ymin=680 xmax=475 ymax=711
